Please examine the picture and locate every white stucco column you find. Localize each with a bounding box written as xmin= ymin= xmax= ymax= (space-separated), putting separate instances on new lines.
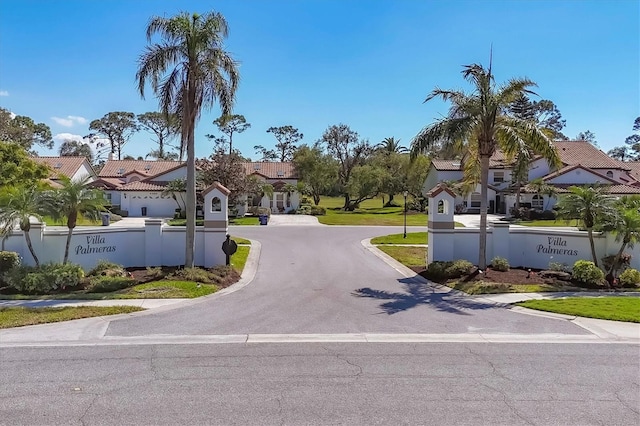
xmin=491 ymin=222 xmax=510 ymax=262
xmin=144 ymin=219 xmax=163 ymax=267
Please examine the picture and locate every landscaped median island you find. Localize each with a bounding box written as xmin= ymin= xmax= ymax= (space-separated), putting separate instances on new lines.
xmin=372 ymin=233 xmax=640 ymax=295
xmin=0 ymin=241 xmax=250 ymax=301
xmin=0 ymin=306 xmax=144 ymax=329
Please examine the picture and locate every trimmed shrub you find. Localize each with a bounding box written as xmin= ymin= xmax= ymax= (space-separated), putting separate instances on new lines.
xmin=145 ymin=266 xmax=165 ymax=279
xmin=618 ymin=268 xmax=640 ymax=288
xmin=309 ymin=206 xmax=326 ymax=216
xmin=540 ymin=210 xmax=556 ymax=220
xmin=491 ymin=257 xmax=510 ymax=272
xmin=4 ymin=263 xmax=85 ymax=294
xmin=425 ymin=261 xmax=450 ymax=281
xmin=88 ymin=260 xmax=126 ymax=277
xmin=87 ymin=276 xmax=136 ymax=293
xmin=445 ymin=259 xmax=474 ymax=278
xmin=571 ymin=260 xmax=605 ymax=287
xmin=0 ymin=251 xmax=20 ymax=273
xmin=548 ymin=261 xmax=569 ymax=272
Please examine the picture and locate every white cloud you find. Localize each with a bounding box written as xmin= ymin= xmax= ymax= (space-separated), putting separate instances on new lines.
xmin=53 ymin=133 xmax=85 ymax=143
xmin=0 ymin=90 xmax=8 ymax=97
xmin=51 ymin=115 xmax=88 ymax=127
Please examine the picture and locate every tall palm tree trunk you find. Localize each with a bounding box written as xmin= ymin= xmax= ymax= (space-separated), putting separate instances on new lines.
xmin=64 ymin=229 xmax=73 ymax=264
xmin=23 ymin=229 xmax=40 ymax=267
xmin=609 ymin=241 xmax=627 ymax=276
xmin=587 ymin=229 xmax=598 ymax=267
xmin=479 ymin=155 xmax=490 ymax=269
xmin=185 ymin=118 xmax=196 ymax=268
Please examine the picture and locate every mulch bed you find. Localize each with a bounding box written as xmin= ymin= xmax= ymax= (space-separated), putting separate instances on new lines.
xmin=126 ymin=266 xmax=240 ymax=288
xmin=415 ymin=266 xmax=561 ymax=286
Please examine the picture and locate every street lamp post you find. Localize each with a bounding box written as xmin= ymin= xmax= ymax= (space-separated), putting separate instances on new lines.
xmin=403 ymin=190 xmax=408 ymax=239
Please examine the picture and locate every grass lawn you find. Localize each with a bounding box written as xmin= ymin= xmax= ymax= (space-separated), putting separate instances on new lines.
xmin=232 ymin=236 xmax=251 ymax=245
xmin=516 ymin=297 xmax=640 ymax=323
xmin=377 ymin=246 xmax=427 ymax=268
xmin=43 ymin=216 xmax=101 ymax=226
xmin=371 ymin=232 xmax=428 ymax=245
xmin=118 ymin=281 xmax=217 ymax=298
xmin=168 ymin=217 xmax=259 ymax=226
xmin=231 ymin=246 xmax=250 ymax=274
xmin=0 ymin=306 xmax=144 ymax=328
xmin=316 ymin=196 xmax=428 ymax=226
xmin=517 ymin=219 xmax=581 ymax=227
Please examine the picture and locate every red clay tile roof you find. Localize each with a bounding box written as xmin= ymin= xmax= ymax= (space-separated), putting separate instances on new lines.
xmin=541 ymin=184 xmax=640 ymax=194
xmin=541 ymin=164 xmax=618 ymax=183
xmin=553 ymin=141 xmax=629 ymax=169
xmin=243 ymin=162 xmax=298 ymax=179
xmin=99 ymin=160 xmax=184 ymax=178
xmin=431 ymin=160 xmax=464 ymax=171
xmin=119 ymin=181 xmax=169 ymax=191
xmin=622 ymin=162 xmax=640 ymax=182
xmin=89 ymin=177 xmax=125 ymax=189
xmin=32 ymin=156 xmax=91 ymax=179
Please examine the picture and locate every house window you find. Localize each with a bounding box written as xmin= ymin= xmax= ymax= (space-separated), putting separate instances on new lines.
xmin=532 ymin=195 xmax=543 ymax=209
xmin=211 ymin=197 xmax=221 ymax=212
xmin=470 ymin=192 xmax=481 ymax=208
xmin=493 ymin=171 xmax=504 ymax=183
xmin=606 ymin=171 xmax=613 ymax=178
xmin=104 ymin=193 xmax=112 ymax=203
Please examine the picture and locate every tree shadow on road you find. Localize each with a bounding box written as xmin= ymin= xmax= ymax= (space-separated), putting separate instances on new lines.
xmin=352 ymin=277 xmax=502 ymax=315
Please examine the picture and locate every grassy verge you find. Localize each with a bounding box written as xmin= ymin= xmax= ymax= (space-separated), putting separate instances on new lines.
xmin=371 ymin=232 xmax=428 ymax=245
xmin=231 ymin=246 xmax=250 ymax=274
xmin=316 ymin=196 xmax=428 ymax=226
xmin=0 ymin=306 xmax=144 ymax=329
xmin=516 ymin=297 xmax=640 ymax=323
xmin=118 ymin=281 xmax=217 ymax=298
xmin=377 ymin=246 xmax=427 ymax=268
xmin=43 ymin=216 xmax=101 ymax=226
xmin=232 ymin=237 xmax=251 ymax=245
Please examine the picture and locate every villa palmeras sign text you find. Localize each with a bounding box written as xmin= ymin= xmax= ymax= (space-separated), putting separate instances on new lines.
xmin=75 ymin=235 xmax=117 ymax=255
xmin=536 ymin=236 xmax=578 ymax=256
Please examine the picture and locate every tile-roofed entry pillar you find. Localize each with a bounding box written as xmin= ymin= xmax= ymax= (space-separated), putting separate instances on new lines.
xmin=427 ymin=184 xmax=456 ymax=264
xmin=202 ymin=182 xmax=230 ymax=267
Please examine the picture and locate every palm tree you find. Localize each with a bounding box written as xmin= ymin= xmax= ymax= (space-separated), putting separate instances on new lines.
xmin=376 ymin=137 xmax=407 ymax=154
xmin=0 ymin=186 xmax=55 ymax=266
xmin=50 ymin=176 xmax=107 ymax=264
xmin=411 ymin=63 xmax=560 ymax=268
xmin=525 ymin=178 xmax=551 ymax=210
xmin=555 ymin=185 xmax=615 ymax=267
xmin=162 ymin=178 xmax=187 ymax=212
xmin=137 ymin=11 xmax=239 ymax=267
xmin=606 ymin=196 xmax=640 ymax=277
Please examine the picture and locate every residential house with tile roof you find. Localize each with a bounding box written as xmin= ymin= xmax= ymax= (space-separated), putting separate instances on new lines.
xmin=423 ymin=141 xmax=640 ymax=215
xmin=91 ymin=159 xmax=299 ymax=217
xmin=32 ymin=156 xmax=96 ymax=187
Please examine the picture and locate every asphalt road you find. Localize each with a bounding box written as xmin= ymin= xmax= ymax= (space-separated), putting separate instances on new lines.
xmin=106 ymin=226 xmax=588 ymax=337
xmin=1 ymin=343 xmax=638 ymax=425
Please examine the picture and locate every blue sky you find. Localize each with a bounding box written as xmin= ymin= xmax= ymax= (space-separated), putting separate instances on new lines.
xmin=0 ymin=0 xmax=638 ymax=161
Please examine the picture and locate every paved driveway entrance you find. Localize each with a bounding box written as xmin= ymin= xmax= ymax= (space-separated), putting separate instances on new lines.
xmin=106 ymin=225 xmax=589 ymax=337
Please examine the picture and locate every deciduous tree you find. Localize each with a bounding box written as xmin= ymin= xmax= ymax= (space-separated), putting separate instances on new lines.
xmin=292 ymin=144 xmax=338 ymax=205
xmin=137 ymin=112 xmax=180 ymax=160
xmin=267 ymin=125 xmax=303 ymax=162
xmin=0 ymin=141 xmax=50 ymax=187
xmin=0 ymin=107 xmax=53 ymax=151
xmin=320 ymin=124 xmax=370 ymax=210
xmin=59 ymin=139 xmax=94 ymax=163
xmin=89 ymin=112 xmax=139 ymax=160
xmin=207 ymin=114 xmax=250 ymax=156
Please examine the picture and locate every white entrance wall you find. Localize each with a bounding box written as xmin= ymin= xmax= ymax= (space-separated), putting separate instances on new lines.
xmin=2 ymin=184 xmax=230 ymax=270
xmin=427 ymin=184 xmax=631 ymax=270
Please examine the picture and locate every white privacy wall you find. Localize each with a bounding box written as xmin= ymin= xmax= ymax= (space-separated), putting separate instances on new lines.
xmin=2 ymin=222 xmax=227 ymax=270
